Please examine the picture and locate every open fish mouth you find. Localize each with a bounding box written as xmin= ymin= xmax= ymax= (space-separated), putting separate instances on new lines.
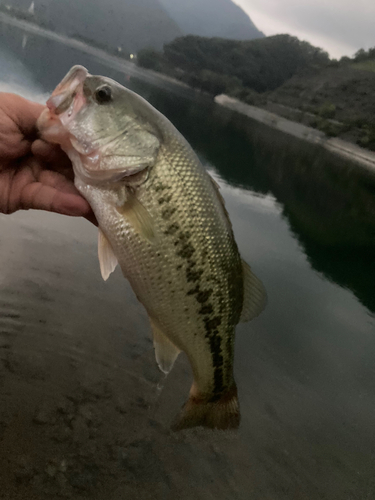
xmin=45 ymin=65 xmax=88 ymax=127
xmin=38 ymin=65 xmax=130 ymax=182
xmin=37 ymin=65 xmax=95 ymax=163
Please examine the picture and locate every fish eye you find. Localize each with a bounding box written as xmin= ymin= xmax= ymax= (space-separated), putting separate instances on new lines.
xmin=94 ymin=85 xmax=112 ymax=104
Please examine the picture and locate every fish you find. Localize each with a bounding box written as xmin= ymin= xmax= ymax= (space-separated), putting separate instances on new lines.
xmin=37 ymin=65 xmax=267 ymax=430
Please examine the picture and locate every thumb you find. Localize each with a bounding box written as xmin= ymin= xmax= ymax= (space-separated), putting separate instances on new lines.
xmin=20 ymin=182 xmax=93 ymax=217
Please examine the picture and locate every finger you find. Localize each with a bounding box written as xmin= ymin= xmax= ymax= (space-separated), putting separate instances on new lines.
xmin=32 ymin=140 xmax=71 ymax=167
xmin=20 ymin=181 xmax=93 ymax=218
xmin=38 ymin=169 xmax=81 ymax=195
xmin=1 ymin=94 xmax=45 ymax=139
xmin=38 ymin=170 xmax=98 ymax=225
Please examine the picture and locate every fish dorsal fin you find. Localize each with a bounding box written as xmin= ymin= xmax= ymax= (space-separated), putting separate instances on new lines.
xmin=240 ymin=260 xmax=267 ymax=323
xmin=116 ymin=190 xmax=155 ymax=243
xmin=149 ymin=318 xmax=181 ymax=374
xmin=208 ymin=175 xmax=233 ymax=234
xmin=98 ymin=228 xmax=118 ymax=281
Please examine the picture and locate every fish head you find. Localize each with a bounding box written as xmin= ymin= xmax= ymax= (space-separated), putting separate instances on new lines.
xmin=38 ymin=65 xmax=161 ymax=183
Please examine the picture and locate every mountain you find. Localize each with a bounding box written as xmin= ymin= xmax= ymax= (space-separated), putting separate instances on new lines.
xmin=0 ymin=0 xmax=183 ymax=53
xmin=1 ymin=0 xmax=263 ymax=51
xmin=158 ymin=0 xmax=264 ymax=40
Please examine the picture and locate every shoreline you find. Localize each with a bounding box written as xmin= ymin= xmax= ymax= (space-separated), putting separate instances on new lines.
xmin=215 ymin=94 xmax=375 ymax=175
xmin=0 ymin=12 xmax=189 ymax=92
xmin=2 ymin=11 xmax=375 ymax=175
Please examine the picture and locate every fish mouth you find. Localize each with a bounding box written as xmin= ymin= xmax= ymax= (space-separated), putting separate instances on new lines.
xmin=37 ymin=65 xmax=91 ymax=152
xmin=39 ymin=65 xmax=138 ymax=183
xmin=46 ymin=65 xmax=88 ymax=123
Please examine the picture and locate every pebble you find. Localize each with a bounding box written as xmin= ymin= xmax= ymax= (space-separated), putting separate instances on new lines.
xmin=14 ymin=456 xmax=35 ymax=484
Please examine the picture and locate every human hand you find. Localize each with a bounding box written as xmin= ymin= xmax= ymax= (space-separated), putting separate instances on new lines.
xmin=0 ymin=93 xmax=95 ymax=223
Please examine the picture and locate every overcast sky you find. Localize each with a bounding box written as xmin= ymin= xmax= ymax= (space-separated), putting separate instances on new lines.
xmin=234 ymin=0 xmax=375 ymax=59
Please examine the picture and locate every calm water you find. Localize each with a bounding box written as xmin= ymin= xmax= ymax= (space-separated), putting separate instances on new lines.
xmin=0 ymin=21 xmax=375 ymax=500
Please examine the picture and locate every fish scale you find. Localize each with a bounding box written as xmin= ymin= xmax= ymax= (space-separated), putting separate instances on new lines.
xmin=77 ymin=143 xmax=243 ymax=398
xmin=38 ymin=65 xmax=267 ymax=430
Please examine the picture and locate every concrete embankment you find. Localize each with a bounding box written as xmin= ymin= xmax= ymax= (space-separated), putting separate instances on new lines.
xmin=215 ymin=94 xmax=375 ymax=176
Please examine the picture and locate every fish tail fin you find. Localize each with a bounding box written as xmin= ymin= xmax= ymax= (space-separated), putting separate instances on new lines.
xmin=171 ymin=384 xmax=240 ymax=431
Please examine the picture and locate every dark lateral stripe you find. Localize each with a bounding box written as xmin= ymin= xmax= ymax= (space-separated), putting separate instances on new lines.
xmin=203 ymin=316 xmax=224 ymax=396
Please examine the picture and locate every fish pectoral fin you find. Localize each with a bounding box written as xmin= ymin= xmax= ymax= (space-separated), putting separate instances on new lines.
xmin=98 ymin=228 xmax=118 ymax=281
xmin=117 ymin=191 xmax=155 ymax=243
xmin=239 ymin=259 xmax=267 ymax=323
xmin=149 ymin=318 xmax=181 ymax=374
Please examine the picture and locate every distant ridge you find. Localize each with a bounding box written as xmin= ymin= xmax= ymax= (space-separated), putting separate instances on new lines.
xmin=158 ymin=0 xmax=264 ymax=40
xmin=0 ymin=0 xmax=183 ymax=53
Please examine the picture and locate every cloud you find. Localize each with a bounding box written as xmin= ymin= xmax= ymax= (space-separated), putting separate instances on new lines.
xmin=234 ymin=0 xmax=375 ymax=58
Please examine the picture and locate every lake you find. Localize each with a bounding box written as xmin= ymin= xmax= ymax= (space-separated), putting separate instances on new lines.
xmin=0 ymin=20 xmax=375 ymax=500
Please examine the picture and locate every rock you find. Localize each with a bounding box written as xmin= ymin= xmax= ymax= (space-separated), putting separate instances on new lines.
xmin=84 ymin=382 xmax=112 ymax=401
xmin=78 ymin=403 xmax=94 ymax=423
xmin=59 ymin=459 xmax=68 ymax=473
xmin=68 ymin=463 xmax=100 ymax=491
xmin=78 ymin=440 xmax=97 ymax=458
xmin=45 ymin=463 xmax=57 ymax=477
xmin=14 ymin=455 xmax=35 ymax=484
xmin=115 ymin=396 xmax=128 ymax=414
xmin=31 ymin=473 xmax=44 ymax=489
xmin=52 ymin=426 xmax=72 ymax=443
xmin=77 ymin=403 xmax=102 ymax=428
xmin=33 ymin=402 xmax=54 ymax=425
xmin=136 ymin=396 xmax=149 ymax=409
xmin=56 ymin=399 xmax=74 ymax=416
xmin=56 ymin=472 xmax=73 ymax=498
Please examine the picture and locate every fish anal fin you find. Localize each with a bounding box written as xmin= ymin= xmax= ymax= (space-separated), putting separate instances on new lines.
xmin=117 ymin=191 xmax=155 ymax=243
xmin=150 ymin=318 xmax=180 ymax=375
xmin=172 ymin=383 xmax=240 ymax=431
xmin=240 ymin=259 xmax=267 ymax=323
xmin=98 ymin=228 xmax=118 ymax=281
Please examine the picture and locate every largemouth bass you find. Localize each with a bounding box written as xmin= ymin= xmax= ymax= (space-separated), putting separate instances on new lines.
xmin=38 ymin=66 xmax=266 ymax=430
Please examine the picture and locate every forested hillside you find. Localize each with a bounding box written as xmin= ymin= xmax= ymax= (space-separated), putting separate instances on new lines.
xmin=0 ymin=0 xmax=182 ymax=53
xmin=138 ymin=36 xmax=375 ymax=150
xmin=138 ymin=34 xmax=330 ymax=93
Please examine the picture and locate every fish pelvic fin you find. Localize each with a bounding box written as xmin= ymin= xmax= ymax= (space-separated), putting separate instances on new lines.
xmin=150 ymin=318 xmax=180 ymax=374
xmin=172 ymin=383 xmax=240 ymax=431
xmin=239 ymin=259 xmax=267 ymax=323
